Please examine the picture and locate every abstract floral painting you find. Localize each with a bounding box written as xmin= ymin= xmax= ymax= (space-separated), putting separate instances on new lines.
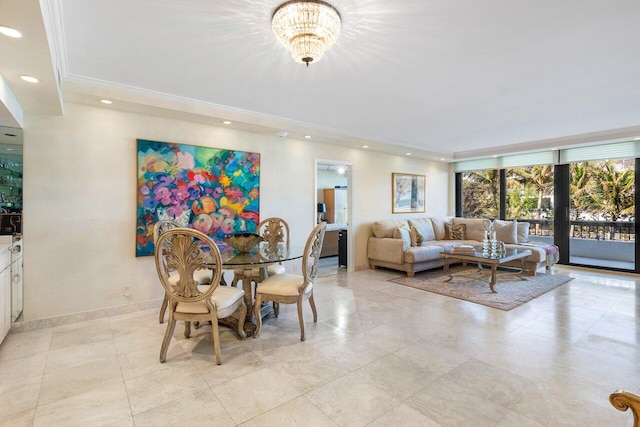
xmin=136 ymin=139 xmax=260 ymax=256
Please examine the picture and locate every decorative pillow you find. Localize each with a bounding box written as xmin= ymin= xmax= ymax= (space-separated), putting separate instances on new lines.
xmin=445 ymin=223 xmax=466 ymax=240
xmin=517 ymin=221 xmax=530 ymax=243
xmin=372 ymin=220 xmax=408 ymax=238
xmin=409 ymin=224 xmax=424 ymax=247
xmin=430 ymin=217 xmax=453 ymax=240
xmin=494 ymin=220 xmax=518 ymax=244
xmin=408 ymin=218 xmax=436 ymax=242
xmin=452 ymin=218 xmax=485 ymax=241
xmin=393 ymin=226 xmax=411 ymax=249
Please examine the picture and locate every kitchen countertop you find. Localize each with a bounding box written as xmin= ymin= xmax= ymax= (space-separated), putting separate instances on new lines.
xmin=325 ymin=223 xmax=347 ymax=231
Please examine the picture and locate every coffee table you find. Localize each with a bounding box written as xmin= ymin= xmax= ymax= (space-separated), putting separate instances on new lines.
xmin=439 ymin=248 xmax=532 ymax=293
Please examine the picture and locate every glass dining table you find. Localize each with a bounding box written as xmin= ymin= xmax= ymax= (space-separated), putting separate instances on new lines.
xmin=216 ymin=241 xmax=304 ymax=336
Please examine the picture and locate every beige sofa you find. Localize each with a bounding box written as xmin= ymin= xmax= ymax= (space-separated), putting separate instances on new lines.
xmin=367 ymin=217 xmax=559 ymax=277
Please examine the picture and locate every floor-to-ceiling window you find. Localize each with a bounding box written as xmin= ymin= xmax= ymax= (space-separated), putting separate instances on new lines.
xmin=506 ymin=165 xmax=554 ymax=243
xmin=461 ymin=170 xmax=500 ymax=218
xmin=568 ymin=159 xmax=635 ymax=269
xmin=455 ymin=142 xmax=639 ymax=273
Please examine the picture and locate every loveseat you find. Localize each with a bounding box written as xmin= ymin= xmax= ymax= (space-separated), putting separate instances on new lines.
xmin=367 ymin=217 xmax=559 ymax=277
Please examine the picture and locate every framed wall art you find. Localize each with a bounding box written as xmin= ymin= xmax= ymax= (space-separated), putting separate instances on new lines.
xmin=136 ymin=139 xmax=260 ymax=256
xmin=392 ymin=173 xmax=426 ymax=213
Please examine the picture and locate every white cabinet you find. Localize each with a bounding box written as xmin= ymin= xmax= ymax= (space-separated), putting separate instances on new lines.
xmin=0 ymin=249 xmax=11 ymax=344
xmin=323 ymin=188 xmax=347 ymax=225
xmin=11 ymin=239 xmax=22 ymax=322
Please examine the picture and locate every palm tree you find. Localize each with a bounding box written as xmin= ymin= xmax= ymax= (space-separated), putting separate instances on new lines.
xmin=509 ymin=166 xmax=553 ymax=220
xmin=591 ymin=160 xmax=634 ymax=239
xmin=462 ymin=170 xmax=499 ymax=218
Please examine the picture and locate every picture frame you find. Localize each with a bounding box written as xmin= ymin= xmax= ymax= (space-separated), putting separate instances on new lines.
xmin=392 ymin=173 xmax=426 ymax=213
xmin=136 ymin=139 xmax=260 ymax=256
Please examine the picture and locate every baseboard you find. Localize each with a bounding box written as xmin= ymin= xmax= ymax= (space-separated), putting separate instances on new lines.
xmin=9 ymin=298 xmax=164 ymax=334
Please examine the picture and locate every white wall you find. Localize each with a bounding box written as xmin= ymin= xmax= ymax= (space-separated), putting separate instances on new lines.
xmin=23 ymin=103 xmax=451 ymax=321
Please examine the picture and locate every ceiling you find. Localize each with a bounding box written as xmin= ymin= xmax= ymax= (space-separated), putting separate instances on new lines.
xmin=2 ymin=0 xmax=640 ymax=160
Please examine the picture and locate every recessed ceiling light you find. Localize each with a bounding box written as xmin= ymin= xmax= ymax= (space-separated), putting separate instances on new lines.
xmin=362 ymin=145 xmax=369 ymax=149
xmin=551 ymin=147 xmax=558 ymax=150
xmin=0 ymin=26 xmax=22 ymax=38
xmin=492 ymin=155 xmax=498 ymax=158
xmin=633 ymin=137 xmax=640 ymax=141
xmin=20 ymin=75 xmax=38 ymax=83
xmin=222 ymin=120 xmax=231 ymax=125
xmin=5 ymin=148 xmax=14 ymax=151
xmin=406 ymin=152 xmax=412 ymax=156
xmin=100 ymin=99 xmax=112 ymax=104
xmin=304 ymin=135 xmax=311 ymax=139
xmin=440 ymin=158 xmax=445 ymax=161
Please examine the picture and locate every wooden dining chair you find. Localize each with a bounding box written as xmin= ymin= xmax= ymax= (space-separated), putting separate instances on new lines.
xmin=231 ymin=217 xmax=290 ymax=289
xmin=155 ymin=228 xmax=246 ymax=364
xmin=153 ymin=220 xmax=213 ymax=324
xmin=253 ymin=222 xmax=326 ymax=341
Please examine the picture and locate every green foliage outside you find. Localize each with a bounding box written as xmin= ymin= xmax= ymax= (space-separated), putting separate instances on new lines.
xmin=463 ymin=160 xmax=635 ymax=223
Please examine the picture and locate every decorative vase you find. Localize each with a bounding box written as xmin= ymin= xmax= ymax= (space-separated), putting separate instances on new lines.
xmin=482 ymin=239 xmax=490 ymax=257
xmin=490 ymin=239 xmax=498 ymax=258
xmin=157 ymin=207 xmax=191 ymax=227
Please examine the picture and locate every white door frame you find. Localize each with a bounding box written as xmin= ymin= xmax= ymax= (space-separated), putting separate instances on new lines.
xmin=314 ymin=158 xmax=354 ymax=272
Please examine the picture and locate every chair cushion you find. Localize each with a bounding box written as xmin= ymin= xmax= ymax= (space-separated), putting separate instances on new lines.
xmin=175 ymin=285 xmax=244 ymax=315
xmin=404 ymin=245 xmax=443 ymax=263
xmin=168 ymin=269 xmax=212 ymax=286
xmin=257 ymin=274 xmax=307 ymax=297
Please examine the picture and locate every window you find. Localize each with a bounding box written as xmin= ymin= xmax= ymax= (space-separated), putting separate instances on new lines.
xmin=462 ymin=170 xmax=499 ymax=218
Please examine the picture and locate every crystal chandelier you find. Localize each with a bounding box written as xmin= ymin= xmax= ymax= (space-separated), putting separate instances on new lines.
xmin=272 ymin=0 xmax=341 ymax=67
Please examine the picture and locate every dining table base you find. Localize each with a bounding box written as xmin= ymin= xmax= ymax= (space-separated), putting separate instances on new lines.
xmin=217 ymin=267 xmax=275 ymax=337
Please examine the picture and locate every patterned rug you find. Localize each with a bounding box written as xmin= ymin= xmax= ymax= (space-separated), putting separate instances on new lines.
xmin=389 ymin=266 xmax=573 ymax=311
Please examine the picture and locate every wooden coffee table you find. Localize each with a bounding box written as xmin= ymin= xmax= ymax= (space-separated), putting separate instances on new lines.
xmin=439 ymin=248 xmax=532 ymax=293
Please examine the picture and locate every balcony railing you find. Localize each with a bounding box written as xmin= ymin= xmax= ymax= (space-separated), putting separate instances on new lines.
xmin=513 ymin=219 xmax=635 ymax=241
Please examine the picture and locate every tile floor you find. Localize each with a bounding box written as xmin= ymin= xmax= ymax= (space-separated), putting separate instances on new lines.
xmin=1 ymin=265 xmax=639 ymax=426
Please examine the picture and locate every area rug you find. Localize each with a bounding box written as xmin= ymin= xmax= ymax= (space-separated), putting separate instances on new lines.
xmin=389 ymin=266 xmax=573 ymax=311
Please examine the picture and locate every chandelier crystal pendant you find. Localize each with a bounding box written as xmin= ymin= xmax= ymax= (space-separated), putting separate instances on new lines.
xmin=272 ymin=0 xmax=341 ymax=67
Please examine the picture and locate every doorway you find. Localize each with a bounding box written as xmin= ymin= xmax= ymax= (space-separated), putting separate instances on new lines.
xmin=315 ymin=159 xmax=353 ymax=276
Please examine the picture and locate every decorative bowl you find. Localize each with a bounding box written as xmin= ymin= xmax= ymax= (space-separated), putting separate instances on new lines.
xmin=224 ymin=233 xmax=264 ymax=252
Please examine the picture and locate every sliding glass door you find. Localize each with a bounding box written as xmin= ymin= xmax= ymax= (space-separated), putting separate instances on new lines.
xmin=456 ymin=149 xmax=638 ymax=273
xmin=568 ymin=160 xmax=635 ymax=270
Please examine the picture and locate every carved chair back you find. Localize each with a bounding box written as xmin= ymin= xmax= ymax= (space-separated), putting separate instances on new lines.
xmin=257 ymin=217 xmax=290 ymax=248
xmin=154 ymin=228 xmax=222 ymax=304
xmin=301 ymin=222 xmax=326 ymax=290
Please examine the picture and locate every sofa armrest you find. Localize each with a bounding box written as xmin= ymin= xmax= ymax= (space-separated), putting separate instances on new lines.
xmin=368 ymin=237 xmax=406 ymax=264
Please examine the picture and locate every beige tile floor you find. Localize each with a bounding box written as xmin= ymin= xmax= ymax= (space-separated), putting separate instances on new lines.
xmin=1 ymin=265 xmax=639 ymax=426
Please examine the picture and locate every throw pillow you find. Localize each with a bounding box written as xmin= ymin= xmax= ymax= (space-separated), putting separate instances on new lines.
xmin=517 ymin=221 xmax=530 ymax=243
xmin=393 ymin=226 xmax=411 ymax=249
xmin=408 ymin=218 xmax=436 ymax=241
xmin=445 ymin=223 xmax=466 ymax=240
xmin=409 ymin=224 xmax=424 ymax=246
xmin=494 ymin=220 xmax=518 ymax=244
